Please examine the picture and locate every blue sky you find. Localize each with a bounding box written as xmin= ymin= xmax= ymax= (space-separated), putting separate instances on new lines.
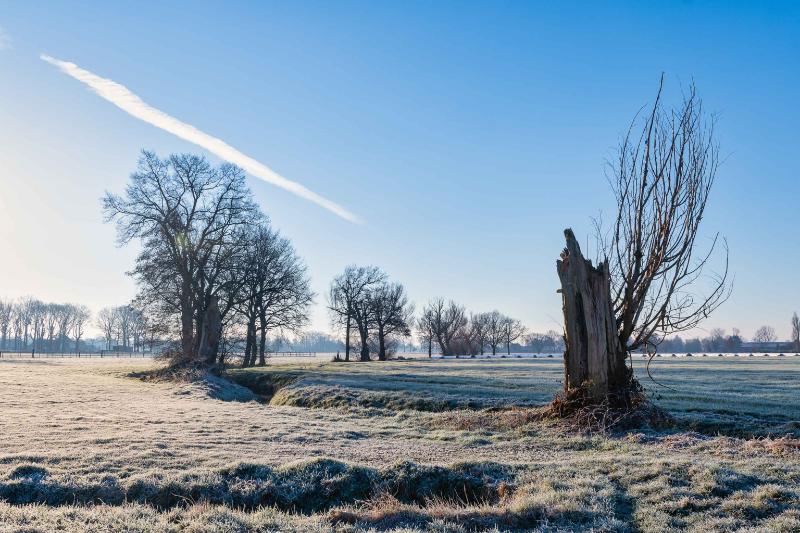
xmin=0 ymin=1 xmax=798 ymax=340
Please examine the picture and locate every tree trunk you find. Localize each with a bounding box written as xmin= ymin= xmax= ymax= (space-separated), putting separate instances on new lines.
xmin=243 ymin=320 xmax=255 ymax=367
xmin=557 ymin=229 xmax=631 ymax=404
xmin=427 ymin=338 xmax=431 ymax=357
xmin=197 ymin=297 xmax=221 ymax=365
xmin=436 ymin=334 xmax=446 ymax=356
xmin=360 ymin=346 xmax=370 ymax=361
xmin=180 ymin=279 xmax=194 ymax=359
xmin=359 ymin=330 xmax=370 ymax=361
xmin=377 ymin=327 xmax=386 ymax=361
xmin=258 ymin=312 xmax=267 ymax=366
xmin=345 ymin=318 xmax=351 ymax=362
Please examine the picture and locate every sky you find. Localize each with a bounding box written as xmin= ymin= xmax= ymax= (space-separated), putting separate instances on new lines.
xmin=0 ymin=1 xmax=798 ymax=341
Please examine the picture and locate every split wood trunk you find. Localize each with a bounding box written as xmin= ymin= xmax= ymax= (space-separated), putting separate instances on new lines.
xmin=557 ymin=229 xmax=630 ymax=403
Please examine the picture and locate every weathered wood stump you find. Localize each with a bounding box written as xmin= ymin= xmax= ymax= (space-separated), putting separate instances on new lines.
xmin=557 ymin=229 xmax=633 ymax=407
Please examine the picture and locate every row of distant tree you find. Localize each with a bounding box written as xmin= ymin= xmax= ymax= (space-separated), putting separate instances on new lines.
xmin=270 ymin=328 xmax=564 ymax=357
xmin=0 ymin=298 xmax=166 ymax=353
xmin=416 ymin=300 xmax=526 ymax=357
xmin=655 ymin=314 xmax=800 ymax=353
xmin=325 ymin=264 xmax=564 ymax=360
xmin=0 ymin=289 xmax=561 ymax=360
xmin=4 ymin=292 xmax=795 ymax=359
xmin=0 ymin=298 xmax=90 ymax=352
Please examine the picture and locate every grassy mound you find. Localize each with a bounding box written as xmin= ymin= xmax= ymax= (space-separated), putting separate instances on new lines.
xmin=131 ymin=365 xmax=259 ymax=402
xmin=227 ymin=367 xmax=523 ymax=412
xmin=0 ymin=458 xmax=512 ymax=513
xmin=2 ymin=455 xmax=799 ymax=531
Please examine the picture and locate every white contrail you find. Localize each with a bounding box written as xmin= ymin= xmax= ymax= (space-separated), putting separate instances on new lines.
xmin=40 ymin=54 xmax=360 ymax=223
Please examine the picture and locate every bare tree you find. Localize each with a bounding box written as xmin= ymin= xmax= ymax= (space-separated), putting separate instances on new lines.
xmin=96 ymin=307 xmax=117 ymax=350
xmin=469 ymin=313 xmax=490 ymax=356
xmin=752 ymin=325 xmax=777 ymax=344
xmin=113 ymin=305 xmax=139 ymax=349
xmin=485 ymin=311 xmax=505 ymax=356
xmin=55 ymin=304 xmax=75 ymax=353
xmin=417 ymin=308 xmax=435 ymax=357
xmin=328 ymin=266 xmax=386 ymax=362
xmin=0 ymin=299 xmax=12 ymax=350
xmin=237 ymin=224 xmax=313 ymax=367
xmin=791 ymin=312 xmax=800 ymax=351
xmin=30 ymin=300 xmax=46 ymax=353
xmin=557 ymin=77 xmax=730 ymax=407
xmin=423 ymin=299 xmax=467 ymax=356
xmin=104 ymin=151 xmax=259 ymax=365
xmin=44 ymin=303 xmax=59 ymax=351
xmin=70 ymin=306 xmax=91 ymax=353
xmin=370 ymin=281 xmax=413 ymax=361
xmin=502 ymin=317 xmax=526 ymax=355
xmin=16 ymin=297 xmax=36 ymax=350
xmin=525 ymin=330 xmax=565 ymax=354
xmin=351 ymin=290 xmax=375 ymax=362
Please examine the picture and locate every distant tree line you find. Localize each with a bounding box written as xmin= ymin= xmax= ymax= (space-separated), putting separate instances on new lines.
xmin=0 ymin=298 xmax=90 ymax=352
xmin=269 ymin=331 xmax=345 ymax=353
xmin=656 ymin=316 xmax=800 ymax=353
xmin=326 ymin=267 xmax=556 ymax=361
xmin=0 ymin=297 xmax=169 ymax=353
xmin=416 ymin=302 xmax=526 ymax=357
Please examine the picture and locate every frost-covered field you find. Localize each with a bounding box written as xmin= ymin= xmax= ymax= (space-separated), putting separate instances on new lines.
xmin=0 ymin=357 xmax=798 ymax=532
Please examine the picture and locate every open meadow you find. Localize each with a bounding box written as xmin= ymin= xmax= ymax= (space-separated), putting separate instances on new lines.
xmin=0 ymin=356 xmax=798 ymax=532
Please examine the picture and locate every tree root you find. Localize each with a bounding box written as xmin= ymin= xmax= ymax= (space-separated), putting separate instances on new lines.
xmin=546 ymin=380 xmax=673 ymax=433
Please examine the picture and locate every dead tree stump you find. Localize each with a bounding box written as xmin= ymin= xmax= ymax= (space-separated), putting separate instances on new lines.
xmin=557 ymin=229 xmax=633 ymax=407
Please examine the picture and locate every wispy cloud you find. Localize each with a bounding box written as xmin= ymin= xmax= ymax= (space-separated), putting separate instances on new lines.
xmin=40 ymin=54 xmax=360 ymax=223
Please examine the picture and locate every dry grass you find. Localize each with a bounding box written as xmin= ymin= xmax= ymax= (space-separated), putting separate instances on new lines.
xmin=0 ymin=358 xmax=798 ymax=531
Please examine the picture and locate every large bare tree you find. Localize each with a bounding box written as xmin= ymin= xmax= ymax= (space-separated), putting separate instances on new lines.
xmin=557 ymin=77 xmax=730 ymax=407
xmin=791 ymin=312 xmax=800 ymax=351
xmin=104 ymin=151 xmax=259 ymax=364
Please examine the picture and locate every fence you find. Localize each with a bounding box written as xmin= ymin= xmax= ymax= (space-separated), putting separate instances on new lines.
xmin=0 ymin=350 xmax=316 ymax=360
xmin=0 ymin=350 xmax=155 ymax=359
xmin=225 ymin=351 xmax=317 ymax=359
